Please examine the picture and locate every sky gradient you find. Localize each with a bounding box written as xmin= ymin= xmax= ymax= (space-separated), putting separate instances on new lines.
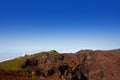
xmin=0 ymin=0 xmax=120 ymax=61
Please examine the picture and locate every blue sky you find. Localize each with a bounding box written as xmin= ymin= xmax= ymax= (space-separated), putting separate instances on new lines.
xmin=0 ymin=0 xmax=120 ymax=61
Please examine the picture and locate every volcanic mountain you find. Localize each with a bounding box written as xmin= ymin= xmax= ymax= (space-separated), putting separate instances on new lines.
xmin=0 ymin=49 xmax=120 ymax=80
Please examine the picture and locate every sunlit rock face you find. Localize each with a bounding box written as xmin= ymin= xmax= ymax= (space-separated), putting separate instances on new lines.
xmin=22 ymin=49 xmax=120 ymax=80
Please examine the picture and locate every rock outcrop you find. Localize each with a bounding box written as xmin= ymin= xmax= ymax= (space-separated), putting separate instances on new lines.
xmin=21 ymin=49 xmax=120 ymax=80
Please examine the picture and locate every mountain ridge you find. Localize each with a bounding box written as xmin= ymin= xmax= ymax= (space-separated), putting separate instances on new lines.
xmin=0 ymin=49 xmax=120 ymax=80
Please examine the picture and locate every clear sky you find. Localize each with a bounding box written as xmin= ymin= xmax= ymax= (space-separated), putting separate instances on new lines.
xmin=0 ymin=0 xmax=120 ymax=61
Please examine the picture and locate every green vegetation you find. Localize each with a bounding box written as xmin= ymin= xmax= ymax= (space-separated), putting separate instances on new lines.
xmin=31 ymin=71 xmax=36 ymax=78
xmin=0 ymin=50 xmax=59 ymax=72
xmin=34 ymin=50 xmax=59 ymax=57
xmin=0 ymin=56 xmax=32 ymax=71
xmin=48 ymin=50 xmax=59 ymax=57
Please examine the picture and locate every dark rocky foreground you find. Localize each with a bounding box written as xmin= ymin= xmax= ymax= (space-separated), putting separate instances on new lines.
xmin=0 ymin=49 xmax=120 ymax=80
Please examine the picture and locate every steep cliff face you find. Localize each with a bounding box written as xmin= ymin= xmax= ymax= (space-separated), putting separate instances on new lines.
xmin=21 ymin=49 xmax=120 ymax=80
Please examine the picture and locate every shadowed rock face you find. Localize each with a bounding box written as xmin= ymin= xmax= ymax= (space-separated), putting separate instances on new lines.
xmin=21 ymin=49 xmax=120 ymax=80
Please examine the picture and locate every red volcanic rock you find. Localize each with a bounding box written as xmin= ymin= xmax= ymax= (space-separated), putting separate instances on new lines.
xmin=0 ymin=49 xmax=120 ymax=80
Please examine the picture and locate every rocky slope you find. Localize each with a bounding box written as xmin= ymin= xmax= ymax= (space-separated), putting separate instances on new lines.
xmin=0 ymin=49 xmax=120 ymax=80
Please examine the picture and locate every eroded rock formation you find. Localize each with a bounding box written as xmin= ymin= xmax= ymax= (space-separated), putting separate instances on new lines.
xmin=22 ymin=49 xmax=120 ymax=80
